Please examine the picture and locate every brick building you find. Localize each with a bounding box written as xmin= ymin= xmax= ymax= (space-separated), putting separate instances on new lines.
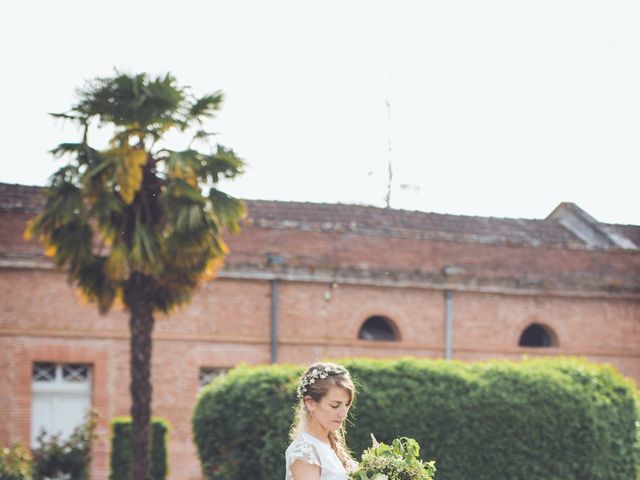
xmin=1 ymin=182 xmax=638 ymax=479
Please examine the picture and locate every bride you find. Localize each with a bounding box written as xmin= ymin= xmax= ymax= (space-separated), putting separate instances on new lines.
xmin=285 ymin=362 xmax=358 ymax=480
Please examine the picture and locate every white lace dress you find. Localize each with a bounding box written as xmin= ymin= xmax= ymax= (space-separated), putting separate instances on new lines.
xmin=285 ymin=432 xmax=349 ymax=480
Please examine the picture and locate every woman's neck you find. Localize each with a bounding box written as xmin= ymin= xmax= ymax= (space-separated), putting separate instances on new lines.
xmin=303 ymin=422 xmax=330 ymax=444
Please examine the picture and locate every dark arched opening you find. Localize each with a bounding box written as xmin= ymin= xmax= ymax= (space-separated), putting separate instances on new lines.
xmin=519 ymin=323 xmax=555 ymax=347
xmin=358 ymin=316 xmax=399 ymax=341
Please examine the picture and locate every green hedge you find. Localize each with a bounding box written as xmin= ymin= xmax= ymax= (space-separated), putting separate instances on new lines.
xmin=109 ymin=417 xmax=169 ymax=480
xmin=192 ymin=358 xmax=639 ymax=480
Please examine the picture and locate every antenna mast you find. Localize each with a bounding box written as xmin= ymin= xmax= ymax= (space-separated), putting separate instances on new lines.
xmin=384 ymin=80 xmax=393 ymax=208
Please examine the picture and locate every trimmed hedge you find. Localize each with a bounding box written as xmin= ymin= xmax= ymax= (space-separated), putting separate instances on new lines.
xmin=109 ymin=417 xmax=169 ymax=480
xmin=192 ymin=358 xmax=639 ymax=480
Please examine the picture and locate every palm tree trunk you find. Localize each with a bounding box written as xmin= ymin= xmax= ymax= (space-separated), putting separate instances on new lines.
xmin=127 ymin=278 xmax=154 ymax=480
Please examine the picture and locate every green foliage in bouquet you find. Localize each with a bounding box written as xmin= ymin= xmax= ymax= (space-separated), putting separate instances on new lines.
xmin=351 ymin=436 xmax=436 ymax=480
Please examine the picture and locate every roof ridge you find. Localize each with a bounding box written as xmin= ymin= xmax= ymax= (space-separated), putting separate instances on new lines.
xmin=244 ymin=198 xmax=550 ymax=223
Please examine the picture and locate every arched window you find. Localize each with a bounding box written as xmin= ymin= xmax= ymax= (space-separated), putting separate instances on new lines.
xmin=358 ymin=316 xmax=399 ymax=341
xmin=518 ymin=323 xmax=556 ymax=347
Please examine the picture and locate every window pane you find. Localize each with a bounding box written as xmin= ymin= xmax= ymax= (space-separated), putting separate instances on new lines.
xmin=62 ymin=364 xmax=90 ymax=383
xmin=199 ymin=367 xmax=228 ymax=388
xmin=32 ymin=362 xmax=56 ymax=382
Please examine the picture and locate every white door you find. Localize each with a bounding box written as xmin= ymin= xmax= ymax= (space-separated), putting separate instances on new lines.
xmin=31 ymin=363 xmax=91 ymax=447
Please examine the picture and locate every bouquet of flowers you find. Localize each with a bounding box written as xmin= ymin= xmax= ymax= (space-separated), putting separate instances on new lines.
xmin=350 ymin=435 xmax=436 ymax=480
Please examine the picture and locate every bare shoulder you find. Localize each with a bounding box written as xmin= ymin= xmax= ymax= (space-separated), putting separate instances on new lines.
xmin=290 ymin=459 xmax=321 ymax=480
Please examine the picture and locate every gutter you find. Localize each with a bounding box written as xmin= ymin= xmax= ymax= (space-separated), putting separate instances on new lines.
xmin=444 ymin=290 xmax=453 ymax=359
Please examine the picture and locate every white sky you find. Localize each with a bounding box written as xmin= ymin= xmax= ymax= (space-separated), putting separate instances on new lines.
xmin=1 ymin=1 xmax=639 ymax=225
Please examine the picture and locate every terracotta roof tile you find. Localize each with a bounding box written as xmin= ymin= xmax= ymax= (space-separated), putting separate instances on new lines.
xmin=1 ymin=183 xmax=638 ymax=295
xmin=2 ymin=183 xmax=636 ymax=251
xmin=243 ymin=200 xmax=636 ymax=250
xmin=0 ymin=183 xmax=45 ymax=213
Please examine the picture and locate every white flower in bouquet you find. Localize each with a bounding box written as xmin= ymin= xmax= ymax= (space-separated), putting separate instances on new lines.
xmin=350 ymin=434 xmax=436 ymax=480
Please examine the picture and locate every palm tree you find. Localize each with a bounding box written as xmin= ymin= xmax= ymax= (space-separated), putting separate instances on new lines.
xmin=26 ymin=71 xmax=245 ymax=479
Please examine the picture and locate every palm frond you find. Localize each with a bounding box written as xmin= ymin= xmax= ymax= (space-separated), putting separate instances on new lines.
xmin=25 ymin=181 xmax=84 ymax=239
xmin=164 ymin=178 xmax=205 ymax=204
xmin=49 ymin=111 xmax=86 ymax=125
xmin=50 ymin=143 xmax=84 ymax=158
xmin=75 ymin=257 xmax=117 ymax=314
xmin=48 ymin=222 xmax=94 ymax=274
xmin=188 ymin=129 xmax=217 ymax=149
xmin=88 ymin=191 xmax=123 ymax=241
xmin=104 ymin=146 xmax=147 ymax=204
xmin=74 ymin=71 xmax=185 ymax=130
xmin=129 ymin=222 xmax=161 ymax=275
xmin=164 ymin=150 xmax=204 ymax=183
xmin=49 ymin=165 xmax=81 ymax=185
xmin=104 ymin=242 xmax=130 ymax=281
xmin=175 ymin=203 xmax=206 ymax=232
xmin=192 ymin=129 xmax=217 ymax=140
xmin=208 ymin=189 xmax=246 ymax=233
xmin=189 ymin=91 xmax=223 ymax=122
xmin=196 ymin=145 xmax=245 ymax=183
xmin=50 ymin=143 xmax=103 ymax=170
xmin=83 ymin=156 xmax=113 ymax=179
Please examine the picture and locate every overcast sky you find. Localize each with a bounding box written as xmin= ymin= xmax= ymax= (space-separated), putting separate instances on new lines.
xmin=1 ymin=1 xmax=639 ymax=225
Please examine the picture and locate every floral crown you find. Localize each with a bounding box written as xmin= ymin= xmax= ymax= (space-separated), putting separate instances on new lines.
xmin=296 ymin=365 xmax=348 ymax=399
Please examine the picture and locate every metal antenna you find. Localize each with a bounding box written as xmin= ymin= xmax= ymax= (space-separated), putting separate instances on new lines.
xmin=384 ymin=79 xmax=393 ymax=208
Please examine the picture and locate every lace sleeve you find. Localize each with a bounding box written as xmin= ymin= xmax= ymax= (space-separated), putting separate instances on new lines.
xmin=287 ymin=438 xmax=322 ymax=469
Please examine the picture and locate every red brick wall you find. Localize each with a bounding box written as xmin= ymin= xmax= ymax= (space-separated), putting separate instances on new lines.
xmin=1 ymin=269 xmax=275 ymax=479
xmin=227 ymin=226 xmax=640 ymax=291
xmin=276 ymin=282 xmax=445 ymax=360
xmin=0 ymin=212 xmax=42 ymax=257
xmin=451 ymin=291 xmax=640 ymax=380
xmin=0 ymin=338 xmax=111 ymax=479
xmin=1 ymin=268 xmax=638 ymax=479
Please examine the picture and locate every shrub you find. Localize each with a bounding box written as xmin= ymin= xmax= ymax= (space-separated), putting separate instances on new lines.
xmin=0 ymin=443 xmax=32 ymax=480
xmin=109 ymin=417 xmax=169 ymax=480
xmin=32 ymin=411 xmax=97 ymax=480
xmin=192 ymin=358 xmax=639 ymax=480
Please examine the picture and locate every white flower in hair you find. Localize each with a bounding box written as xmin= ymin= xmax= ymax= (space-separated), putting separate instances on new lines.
xmin=296 ymin=364 xmax=349 ymax=399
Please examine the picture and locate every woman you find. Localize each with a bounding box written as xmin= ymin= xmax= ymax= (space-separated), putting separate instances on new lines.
xmin=285 ymin=362 xmax=357 ymax=480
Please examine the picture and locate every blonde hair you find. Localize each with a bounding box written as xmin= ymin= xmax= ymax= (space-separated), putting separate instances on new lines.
xmin=290 ymin=362 xmax=356 ymax=468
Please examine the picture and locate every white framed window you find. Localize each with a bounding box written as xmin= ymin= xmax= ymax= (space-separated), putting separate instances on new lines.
xmin=199 ymin=367 xmax=228 ymax=389
xmin=31 ymin=362 xmax=92 ymax=447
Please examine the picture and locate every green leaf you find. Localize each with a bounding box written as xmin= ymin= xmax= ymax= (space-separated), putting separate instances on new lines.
xmin=130 ymin=223 xmax=161 ymax=275
xmin=190 ymin=91 xmax=223 ymax=120
xmin=208 ymin=189 xmax=245 ymax=233
xmin=165 ymin=178 xmax=205 ymax=203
